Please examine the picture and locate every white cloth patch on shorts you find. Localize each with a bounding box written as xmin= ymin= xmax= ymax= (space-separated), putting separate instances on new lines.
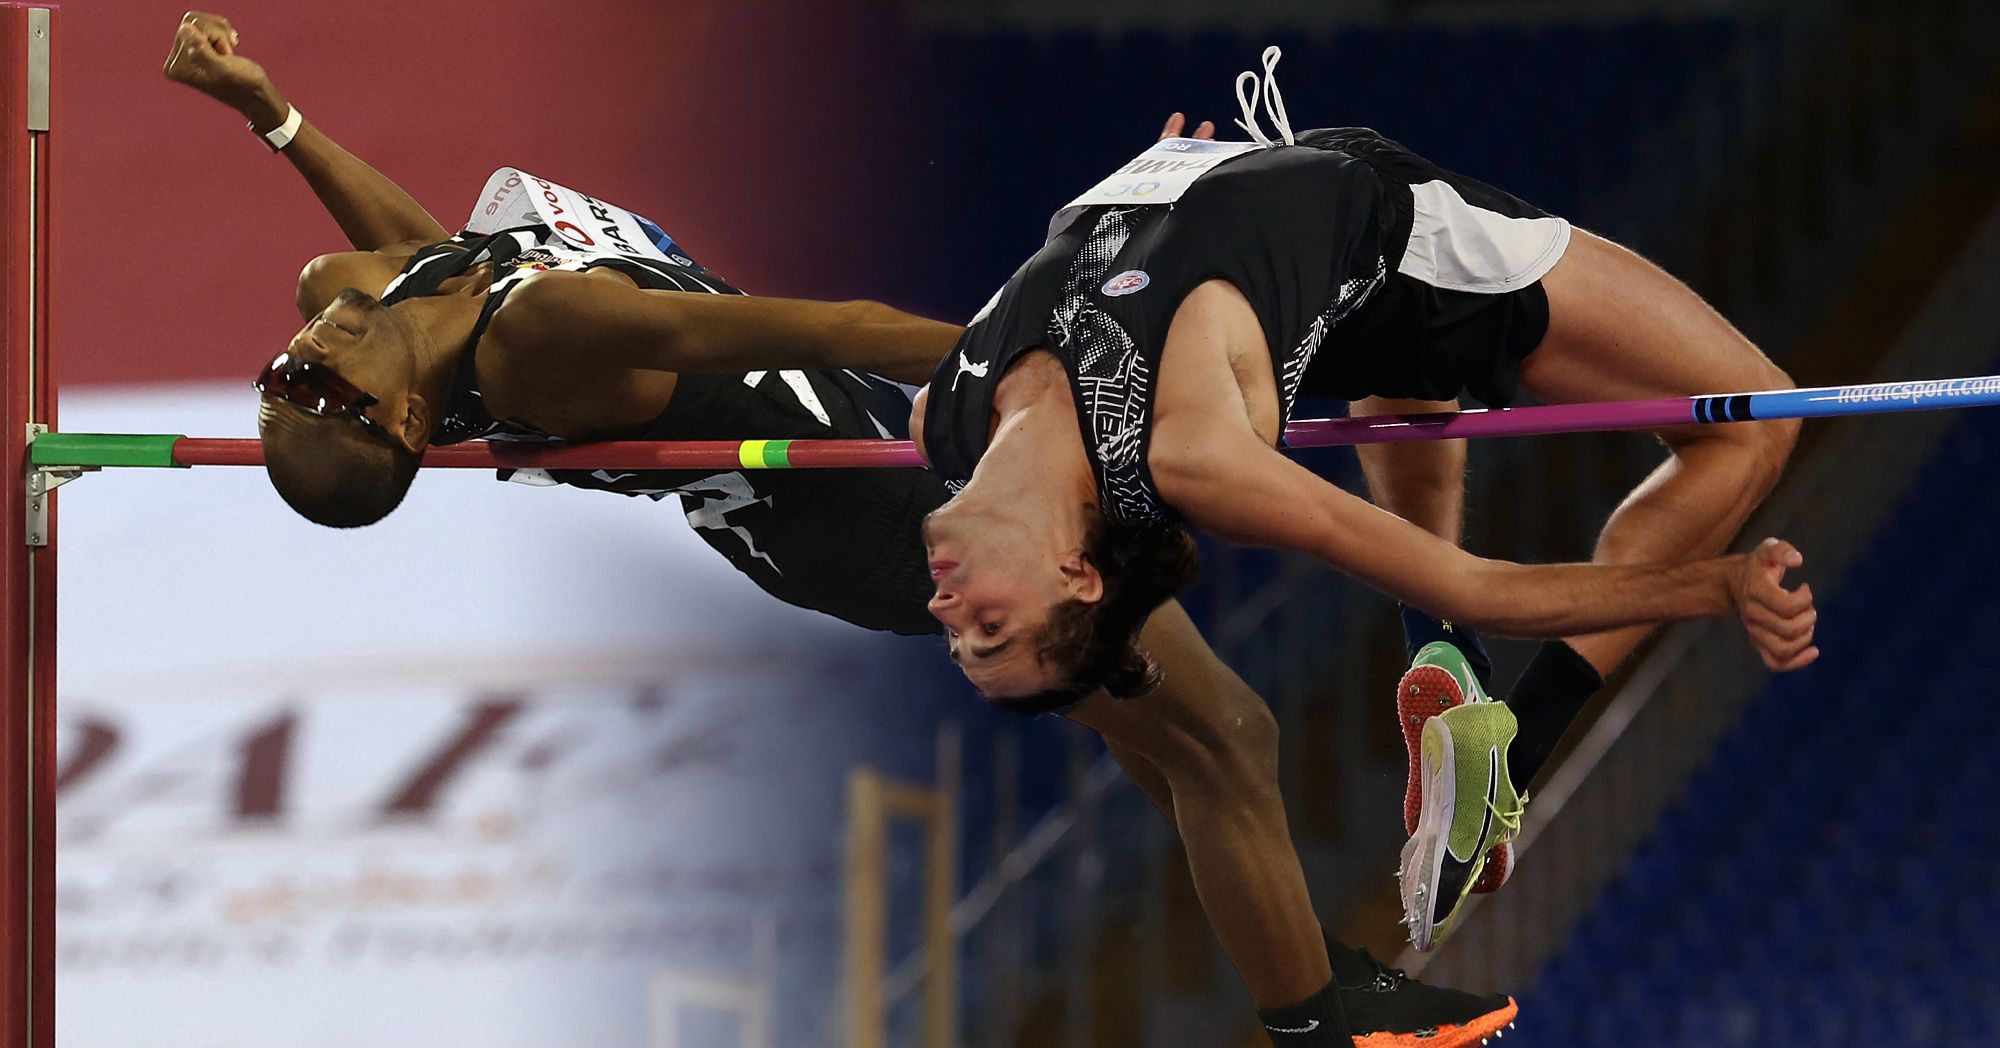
xmin=1399 ymin=179 xmax=1571 ymax=294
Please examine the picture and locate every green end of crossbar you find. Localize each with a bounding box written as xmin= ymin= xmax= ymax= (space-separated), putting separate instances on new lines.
xmin=736 ymin=438 xmax=795 ymax=469
xmin=30 ymin=432 xmax=186 ymax=468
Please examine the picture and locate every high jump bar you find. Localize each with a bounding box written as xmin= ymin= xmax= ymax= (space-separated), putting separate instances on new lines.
xmin=32 ymin=374 xmax=2000 ymax=472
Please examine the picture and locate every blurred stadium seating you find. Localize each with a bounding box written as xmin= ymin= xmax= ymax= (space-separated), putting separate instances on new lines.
xmin=1522 ymin=399 xmax=2000 ymax=1047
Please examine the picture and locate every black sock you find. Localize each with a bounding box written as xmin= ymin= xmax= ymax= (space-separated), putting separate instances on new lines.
xmin=1399 ymin=604 xmax=1494 ymax=690
xmin=1505 ymin=639 xmax=1605 ymax=791
xmin=1259 ymin=977 xmax=1351 ymax=1046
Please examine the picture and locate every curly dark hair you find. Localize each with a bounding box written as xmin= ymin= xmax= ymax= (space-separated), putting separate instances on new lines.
xmin=986 ymin=512 xmax=1200 ymax=716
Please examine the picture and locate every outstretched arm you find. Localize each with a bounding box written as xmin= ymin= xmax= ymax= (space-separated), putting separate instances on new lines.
xmin=490 ymin=270 xmax=965 ymax=386
xmin=483 ymin=111 xmax=1225 ymax=385
xmin=163 ymin=11 xmax=448 ymax=251
xmin=1155 ymin=429 xmax=1819 ymax=671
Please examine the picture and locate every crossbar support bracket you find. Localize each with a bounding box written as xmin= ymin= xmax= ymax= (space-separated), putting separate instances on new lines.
xmin=23 ymin=426 xmax=91 ymax=548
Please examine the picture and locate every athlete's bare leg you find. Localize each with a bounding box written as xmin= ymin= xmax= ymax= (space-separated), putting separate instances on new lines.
xmin=1352 ymin=397 xmax=1468 ymax=541
xmin=1065 ymin=600 xmax=1330 ymax=1009
xmin=1522 ymin=228 xmax=1801 ymax=674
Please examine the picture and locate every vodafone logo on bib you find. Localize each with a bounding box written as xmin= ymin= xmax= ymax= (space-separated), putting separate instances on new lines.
xmin=1102 ymin=270 xmax=1150 ymax=297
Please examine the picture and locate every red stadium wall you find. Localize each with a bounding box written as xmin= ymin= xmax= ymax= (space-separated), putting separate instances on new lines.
xmin=60 ymin=0 xmax=918 ymax=387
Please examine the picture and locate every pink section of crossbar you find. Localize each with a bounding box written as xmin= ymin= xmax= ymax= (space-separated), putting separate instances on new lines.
xmin=1283 ymin=397 xmax=1698 ymax=445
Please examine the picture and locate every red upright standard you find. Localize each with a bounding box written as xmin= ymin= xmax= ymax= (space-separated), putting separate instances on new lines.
xmin=0 ymin=5 xmax=57 ymax=1047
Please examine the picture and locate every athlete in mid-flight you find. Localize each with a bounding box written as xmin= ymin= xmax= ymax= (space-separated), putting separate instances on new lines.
xmin=910 ymin=48 xmax=1817 ymax=955
xmin=165 ymin=12 xmax=1514 ymax=1046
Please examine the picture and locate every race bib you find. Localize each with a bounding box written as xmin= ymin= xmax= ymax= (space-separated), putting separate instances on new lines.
xmin=1062 ymin=138 xmax=1265 ymax=210
xmin=466 ymin=168 xmax=698 ymax=268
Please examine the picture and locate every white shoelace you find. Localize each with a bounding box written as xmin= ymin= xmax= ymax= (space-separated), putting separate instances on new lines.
xmin=1233 ymin=45 xmax=1296 ymax=148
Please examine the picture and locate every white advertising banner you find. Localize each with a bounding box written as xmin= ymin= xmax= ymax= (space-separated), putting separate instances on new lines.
xmin=56 ymin=386 xmax=960 ymax=1048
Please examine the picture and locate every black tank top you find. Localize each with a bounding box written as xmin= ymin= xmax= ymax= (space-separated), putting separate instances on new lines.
xmin=921 ymin=139 xmax=1391 ymax=523
xmin=381 ymin=226 xmax=946 ymax=636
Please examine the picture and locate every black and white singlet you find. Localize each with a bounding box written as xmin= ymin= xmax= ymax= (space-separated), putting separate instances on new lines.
xmin=381 ymin=169 xmax=945 ymax=636
xmin=922 ymin=124 xmax=1569 ymax=526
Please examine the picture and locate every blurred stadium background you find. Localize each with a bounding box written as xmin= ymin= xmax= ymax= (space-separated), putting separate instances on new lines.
xmin=47 ymin=0 xmax=2000 ymax=1045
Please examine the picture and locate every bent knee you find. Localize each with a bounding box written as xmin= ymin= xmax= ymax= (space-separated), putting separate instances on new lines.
xmin=1659 ymin=364 xmax=1799 ymax=483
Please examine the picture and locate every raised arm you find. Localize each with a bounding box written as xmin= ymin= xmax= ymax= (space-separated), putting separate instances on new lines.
xmin=162 ymin=11 xmax=448 ymax=251
xmin=489 ymin=269 xmax=965 ymax=386
xmin=1153 ymin=428 xmax=1819 ymax=671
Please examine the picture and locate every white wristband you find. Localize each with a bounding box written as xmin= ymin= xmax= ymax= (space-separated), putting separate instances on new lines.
xmin=255 ymin=105 xmax=303 ymax=152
